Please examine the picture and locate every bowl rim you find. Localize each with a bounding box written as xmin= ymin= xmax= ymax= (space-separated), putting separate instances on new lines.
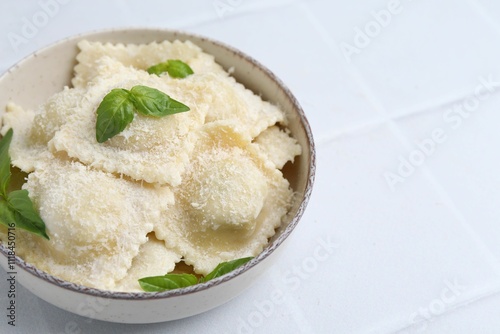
xmin=0 ymin=26 xmax=316 ymax=300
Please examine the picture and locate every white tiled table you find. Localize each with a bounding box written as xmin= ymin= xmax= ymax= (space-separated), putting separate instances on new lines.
xmin=1 ymin=0 xmax=500 ymax=333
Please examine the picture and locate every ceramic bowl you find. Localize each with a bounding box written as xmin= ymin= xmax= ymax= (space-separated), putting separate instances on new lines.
xmin=0 ymin=28 xmax=315 ymax=324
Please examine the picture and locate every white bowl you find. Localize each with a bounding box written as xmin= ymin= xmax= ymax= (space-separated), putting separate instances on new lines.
xmin=0 ymin=28 xmax=315 ymax=324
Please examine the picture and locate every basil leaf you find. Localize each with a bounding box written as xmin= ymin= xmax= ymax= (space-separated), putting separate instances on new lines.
xmin=95 ymin=88 xmax=135 ymax=143
xmin=0 ymin=199 xmax=15 ymax=228
xmin=163 ymin=97 xmax=191 ymax=114
xmin=0 ymin=131 xmax=49 ymax=239
xmin=165 ymin=60 xmax=194 ymax=78
xmin=0 ymin=129 xmax=13 ymax=198
xmin=95 ymin=85 xmax=190 ymax=143
xmin=147 ymin=63 xmax=169 ymax=76
xmin=147 ymin=59 xmax=194 ymax=78
xmin=202 ymin=257 xmax=253 ymax=282
xmin=138 ymin=274 xmax=198 ymax=292
xmin=130 ymin=85 xmax=190 ymax=117
xmin=8 ymin=190 xmax=49 ymax=240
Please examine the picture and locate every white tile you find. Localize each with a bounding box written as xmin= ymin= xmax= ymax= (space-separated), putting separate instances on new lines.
xmin=394 ymin=87 xmax=500 ymax=263
xmin=308 ymin=0 xmax=500 ymax=115
xmin=474 ymin=0 xmax=500 ymax=24
xmin=279 ymin=125 xmax=500 ymax=333
xmin=417 ymin=292 xmax=500 ymax=334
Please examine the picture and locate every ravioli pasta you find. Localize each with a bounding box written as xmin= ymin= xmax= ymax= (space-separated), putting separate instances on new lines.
xmin=0 ymin=40 xmax=301 ymax=291
xmin=154 ymin=123 xmax=294 ymax=275
xmin=17 ymin=159 xmax=174 ymax=290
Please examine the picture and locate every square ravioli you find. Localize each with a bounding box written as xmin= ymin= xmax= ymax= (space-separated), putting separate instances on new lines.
xmin=16 ymin=158 xmax=174 ymax=290
xmin=50 ymin=57 xmax=208 ymax=186
xmin=73 ymin=39 xmax=226 ymax=88
xmin=154 ymin=122 xmax=293 ymax=275
xmin=114 ymin=234 xmax=182 ymax=292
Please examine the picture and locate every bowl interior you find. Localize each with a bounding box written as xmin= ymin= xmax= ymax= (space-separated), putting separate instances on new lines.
xmin=0 ymin=28 xmax=315 ymax=297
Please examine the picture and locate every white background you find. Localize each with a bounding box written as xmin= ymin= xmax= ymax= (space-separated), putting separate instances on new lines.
xmin=1 ymin=0 xmax=500 ymax=333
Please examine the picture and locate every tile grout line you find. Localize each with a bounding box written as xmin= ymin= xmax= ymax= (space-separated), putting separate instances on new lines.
xmin=299 ymin=1 xmax=500 ymax=277
xmin=297 ymin=1 xmax=392 ymax=149
xmin=316 ymin=85 xmax=500 ymax=148
xmin=393 ymin=282 xmax=500 ymax=333
xmin=315 ymin=118 xmax=388 ymax=147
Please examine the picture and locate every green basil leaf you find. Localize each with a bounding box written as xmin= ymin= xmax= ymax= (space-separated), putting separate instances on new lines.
xmin=0 ymin=131 xmax=49 ymax=239
xmin=146 ymin=63 xmax=169 ymax=76
xmin=8 ymin=190 xmax=49 ymax=240
xmin=130 ymin=85 xmax=190 ymax=117
xmin=0 ymin=129 xmax=13 ymax=198
xmin=138 ymin=274 xmax=198 ymax=292
xmin=0 ymin=199 xmax=15 ymax=228
xmin=202 ymin=257 xmax=253 ymax=282
xmin=95 ymin=88 xmax=135 ymax=143
xmin=165 ymin=60 xmax=194 ymax=78
xmin=163 ymin=97 xmax=191 ymax=114
xmin=147 ymin=59 xmax=194 ymax=78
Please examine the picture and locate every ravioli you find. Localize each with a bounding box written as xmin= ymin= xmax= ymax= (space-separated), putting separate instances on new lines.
xmin=197 ymin=73 xmax=285 ymax=140
xmin=114 ymin=234 xmax=181 ymax=292
xmin=154 ymin=123 xmax=293 ymax=275
xmin=73 ymin=40 xmax=225 ymax=88
xmin=50 ymin=57 xmax=208 ymax=186
xmin=16 ymin=159 xmax=174 ymax=290
xmin=254 ymin=126 xmax=302 ymax=169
